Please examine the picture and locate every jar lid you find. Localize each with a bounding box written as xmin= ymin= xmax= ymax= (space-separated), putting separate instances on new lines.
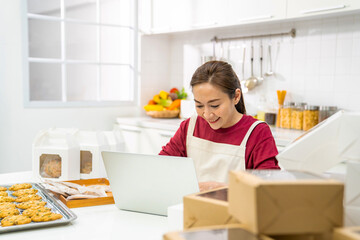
xmin=320 ymin=106 xmax=338 ymax=111
xmin=294 ymin=102 xmax=306 ymax=107
xmin=284 ymin=102 xmax=295 ymax=107
xmin=305 ymin=105 xmax=319 ymax=110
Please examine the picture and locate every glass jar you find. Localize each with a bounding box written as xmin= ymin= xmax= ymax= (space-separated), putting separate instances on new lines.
xmin=319 ymin=106 xmax=338 ymax=122
xmin=280 ymin=102 xmax=294 ymax=129
xmin=291 ymin=102 xmax=306 ymax=130
xmin=303 ymin=105 xmax=319 ymax=131
xmin=265 ymin=112 xmax=277 ymax=126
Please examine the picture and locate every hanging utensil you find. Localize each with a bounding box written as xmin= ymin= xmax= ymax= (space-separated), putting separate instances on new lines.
xmin=219 ymin=41 xmax=226 ymax=61
xmin=265 ymin=43 xmax=274 ymax=76
xmin=240 ymin=46 xmax=246 ymax=84
xmin=257 ymin=42 xmax=264 ymax=85
xmin=245 ymin=45 xmax=258 ymax=90
xmin=212 ymin=40 xmax=216 ymax=60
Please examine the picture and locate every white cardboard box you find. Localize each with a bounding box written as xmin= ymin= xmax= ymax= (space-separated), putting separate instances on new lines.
xmin=167 ymin=203 xmax=184 ymax=231
xmin=345 ymin=206 xmax=360 ymax=227
xmin=33 ymin=128 xmax=80 ymax=181
xmin=345 ymin=161 xmax=360 ymax=208
xmin=76 ymin=131 xmax=110 ymax=179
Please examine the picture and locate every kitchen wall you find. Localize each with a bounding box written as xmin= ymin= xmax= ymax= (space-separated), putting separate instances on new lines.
xmin=142 ymin=13 xmax=360 ymax=115
xmin=0 ymin=0 xmax=140 ymax=174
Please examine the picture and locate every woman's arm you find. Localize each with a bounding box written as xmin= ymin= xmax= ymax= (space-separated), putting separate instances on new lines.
xmin=159 ymin=119 xmax=189 ymax=157
xmin=246 ymin=123 xmax=280 ymax=169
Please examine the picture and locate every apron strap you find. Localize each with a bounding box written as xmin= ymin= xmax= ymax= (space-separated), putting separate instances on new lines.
xmin=239 ymin=121 xmax=264 ymax=148
xmin=186 ymin=114 xmax=198 ymax=149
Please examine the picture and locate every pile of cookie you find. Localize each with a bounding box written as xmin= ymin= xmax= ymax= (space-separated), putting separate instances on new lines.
xmin=0 ymin=183 xmax=62 ymax=227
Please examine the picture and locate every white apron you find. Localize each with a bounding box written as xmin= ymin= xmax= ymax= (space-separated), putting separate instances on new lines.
xmin=186 ymin=115 xmax=263 ymax=183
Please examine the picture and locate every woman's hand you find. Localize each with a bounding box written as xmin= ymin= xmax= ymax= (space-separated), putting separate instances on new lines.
xmin=198 ymin=181 xmax=227 ymax=192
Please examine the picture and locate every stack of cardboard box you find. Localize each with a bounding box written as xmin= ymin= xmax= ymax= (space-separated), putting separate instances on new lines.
xmin=163 ymin=170 xmax=353 ymax=240
xmin=333 ymin=226 xmax=360 ymax=240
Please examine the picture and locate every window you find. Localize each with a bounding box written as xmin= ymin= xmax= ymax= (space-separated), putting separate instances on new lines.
xmin=24 ymin=0 xmax=138 ymax=107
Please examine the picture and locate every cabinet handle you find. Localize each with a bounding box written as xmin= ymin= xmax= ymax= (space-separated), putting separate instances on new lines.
xmin=119 ymin=128 xmax=141 ymax=133
xmin=191 ymin=22 xmax=218 ymax=28
xmin=159 ymin=133 xmax=174 ymax=138
xmin=237 ymin=15 xmax=273 ymax=23
xmin=300 ymin=5 xmax=346 ymax=14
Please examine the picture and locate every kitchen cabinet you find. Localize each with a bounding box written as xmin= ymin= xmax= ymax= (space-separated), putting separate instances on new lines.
xmin=141 ymin=0 xmax=360 ymax=34
xmin=146 ymin=0 xmax=193 ymax=33
xmin=114 ymin=117 xmax=304 ymax=155
xmin=114 ymin=117 xmax=180 ymax=154
xmin=227 ymin=0 xmax=287 ymax=25
xmin=287 ymin=0 xmax=360 ymax=19
xmin=191 ymin=0 xmax=228 ymax=29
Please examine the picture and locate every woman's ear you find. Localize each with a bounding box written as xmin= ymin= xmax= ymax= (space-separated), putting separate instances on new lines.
xmin=234 ymin=88 xmax=241 ymax=105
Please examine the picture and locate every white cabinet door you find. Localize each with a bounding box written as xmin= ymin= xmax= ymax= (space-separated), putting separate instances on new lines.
xmin=151 ymin=0 xmax=192 ymax=32
xmin=115 ymin=125 xmax=142 ymax=153
xmin=115 ymin=124 xmax=175 ymax=155
xmin=227 ymin=0 xmax=287 ymax=24
xmin=191 ymin=0 xmax=228 ymax=28
xmin=287 ymin=0 xmax=360 ymax=18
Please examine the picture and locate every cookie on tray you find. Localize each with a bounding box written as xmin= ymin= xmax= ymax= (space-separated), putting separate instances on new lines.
xmin=0 ymin=202 xmax=16 ymax=209
xmin=0 ymin=207 xmax=20 ymax=218
xmin=22 ymin=206 xmax=51 ymax=217
xmin=0 ymin=187 xmax=7 ymax=191
xmin=0 ymin=196 xmax=15 ymax=203
xmin=16 ymin=200 xmax=46 ymax=209
xmin=15 ymin=194 xmax=42 ymax=203
xmin=0 ymin=191 xmax=8 ymax=197
xmin=12 ymin=188 xmax=38 ymax=197
xmin=31 ymin=212 xmax=63 ymax=222
xmin=1 ymin=215 xmax=31 ymax=227
xmin=8 ymin=183 xmax=32 ymax=191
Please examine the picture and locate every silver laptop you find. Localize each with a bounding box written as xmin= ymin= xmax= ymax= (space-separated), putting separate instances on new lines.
xmin=102 ymin=151 xmax=199 ymax=216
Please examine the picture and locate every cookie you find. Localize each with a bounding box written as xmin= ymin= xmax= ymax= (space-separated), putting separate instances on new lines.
xmin=0 ymin=196 xmax=15 ymax=202
xmin=15 ymin=194 xmax=42 ymax=203
xmin=0 ymin=207 xmax=20 ymax=218
xmin=31 ymin=212 xmax=62 ymax=222
xmin=12 ymin=188 xmax=38 ymax=197
xmin=1 ymin=215 xmax=31 ymax=227
xmin=0 ymin=191 xmax=8 ymax=197
xmin=16 ymin=200 xmax=46 ymax=209
xmin=41 ymin=158 xmax=61 ymax=178
xmin=22 ymin=206 xmax=51 ymax=217
xmin=0 ymin=202 xmax=16 ymax=209
xmin=9 ymin=183 xmax=32 ymax=191
xmin=0 ymin=187 xmax=7 ymax=191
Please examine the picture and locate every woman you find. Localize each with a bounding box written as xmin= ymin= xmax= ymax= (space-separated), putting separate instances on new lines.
xmin=160 ymin=61 xmax=279 ymax=191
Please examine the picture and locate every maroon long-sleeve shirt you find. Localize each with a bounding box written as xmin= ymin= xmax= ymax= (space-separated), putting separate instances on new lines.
xmin=160 ymin=115 xmax=280 ymax=169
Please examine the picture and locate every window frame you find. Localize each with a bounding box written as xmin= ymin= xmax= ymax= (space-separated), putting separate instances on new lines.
xmin=22 ymin=0 xmax=139 ymax=108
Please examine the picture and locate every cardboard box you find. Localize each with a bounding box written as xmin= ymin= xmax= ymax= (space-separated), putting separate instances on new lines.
xmin=345 ymin=206 xmax=360 ymax=227
xmin=164 ymin=224 xmax=273 ymax=240
xmin=168 ymin=203 xmax=184 ymax=231
xmin=269 ymin=232 xmax=332 ymax=240
xmin=345 ymin=161 xmax=360 ymax=208
xmin=183 ymin=187 xmax=239 ymax=230
xmin=33 ymin=128 xmax=80 ymax=181
xmin=333 ymin=227 xmax=360 ymax=240
xmin=76 ymin=130 xmax=110 ymax=179
xmin=228 ymin=170 xmax=344 ymax=235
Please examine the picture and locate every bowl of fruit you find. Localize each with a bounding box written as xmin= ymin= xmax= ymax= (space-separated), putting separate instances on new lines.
xmin=144 ymin=87 xmax=187 ymax=118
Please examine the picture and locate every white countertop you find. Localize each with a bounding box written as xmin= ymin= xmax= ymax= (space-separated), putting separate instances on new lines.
xmin=0 ymin=171 xmax=168 ymax=240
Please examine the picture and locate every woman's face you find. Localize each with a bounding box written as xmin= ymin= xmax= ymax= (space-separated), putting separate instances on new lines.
xmin=192 ymin=82 xmax=242 ymax=130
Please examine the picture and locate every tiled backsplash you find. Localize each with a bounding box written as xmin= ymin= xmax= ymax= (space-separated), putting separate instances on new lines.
xmin=141 ymin=13 xmax=360 ymax=114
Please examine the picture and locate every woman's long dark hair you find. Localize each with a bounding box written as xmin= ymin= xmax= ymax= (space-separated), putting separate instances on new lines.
xmin=190 ymin=61 xmax=246 ymax=114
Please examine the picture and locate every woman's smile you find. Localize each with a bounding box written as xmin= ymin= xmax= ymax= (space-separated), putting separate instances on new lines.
xmin=207 ymin=117 xmax=220 ymax=124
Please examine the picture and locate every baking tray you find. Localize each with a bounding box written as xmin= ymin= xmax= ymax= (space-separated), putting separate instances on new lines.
xmin=0 ymin=182 xmax=77 ymax=234
xmin=56 ymin=178 xmax=114 ymax=208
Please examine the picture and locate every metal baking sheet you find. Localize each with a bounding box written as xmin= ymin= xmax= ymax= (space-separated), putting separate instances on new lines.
xmin=0 ymin=182 xmax=77 ymax=233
